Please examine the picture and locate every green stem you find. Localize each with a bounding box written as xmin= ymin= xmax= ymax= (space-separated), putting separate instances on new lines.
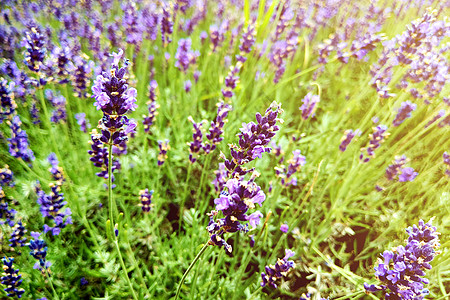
xmin=107 ymin=144 xmax=138 ymax=300
xmin=114 ymin=241 xmax=139 ymax=300
xmin=175 ymin=243 xmax=210 ymax=300
xmin=46 ymin=270 xmax=60 ymax=300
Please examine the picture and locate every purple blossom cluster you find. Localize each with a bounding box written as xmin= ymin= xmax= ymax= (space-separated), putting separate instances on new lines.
xmin=9 ymin=220 xmax=27 ymax=249
xmin=443 ymin=152 xmax=450 ymax=177
xmin=299 ymin=93 xmax=320 ymax=120
xmin=75 ymin=112 xmax=91 ymax=133
xmin=91 ymin=49 xmax=137 ymax=147
xmin=28 ymin=232 xmax=52 ymax=273
xmin=23 ymin=26 xmax=46 ymax=74
xmin=45 ymin=90 xmax=67 ymax=124
xmin=88 ymin=129 xmax=121 ymax=180
xmin=393 ymin=101 xmax=417 ymax=127
xmin=175 ymin=38 xmax=199 ymax=73
xmin=0 ymin=165 xmax=15 ymax=187
xmin=223 ymin=102 xmax=283 ymax=177
xmin=142 ymin=80 xmax=159 ymax=134
xmin=275 ymin=150 xmax=306 ymax=186
xmin=0 ymin=187 xmax=16 ymax=227
xmin=339 ymin=129 xmax=361 ymax=152
xmin=360 ymin=125 xmax=389 ymax=163
xmin=7 ymin=115 xmax=35 ymax=164
xmin=261 ymin=249 xmax=295 ymax=289
xmin=207 ymin=176 xmax=265 ymax=253
xmin=70 ymin=55 xmax=94 ymax=98
xmin=1 ymin=257 xmax=25 ymax=298
xmin=364 ymin=219 xmax=441 ymax=299
xmin=0 ymin=78 xmax=17 ymax=123
xmin=139 ymin=188 xmax=154 ymax=213
xmin=385 ymin=155 xmax=418 ymax=182
xmin=157 ymin=140 xmax=170 ymax=166
xmin=35 ymin=182 xmax=72 ymax=236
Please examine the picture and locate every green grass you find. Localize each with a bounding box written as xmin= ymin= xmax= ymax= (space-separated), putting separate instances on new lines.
xmin=0 ymin=1 xmax=449 ymax=299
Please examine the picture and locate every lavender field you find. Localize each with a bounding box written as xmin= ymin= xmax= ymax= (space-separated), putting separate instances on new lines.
xmin=0 ymin=0 xmax=449 ymax=299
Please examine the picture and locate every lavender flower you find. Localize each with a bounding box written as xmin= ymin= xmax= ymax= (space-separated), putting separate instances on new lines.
xmin=299 ymin=93 xmax=320 ymax=120
xmin=209 ymin=23 xmax=225 ymax=52
xmin=0 ymin=78 xmax=16 ymax=123
xmin=184 ymin=80 xmax=191 ymax=93
xmin=23 ymin=26 xmax=46 ymax=73
xmin=75 ymin=113 xmax=91 ymax=133
xmin=47 ymin=153 xmax=64 ymax=183
xmin=1 ymin=257 xmax=25 ymax=298
xmin=88 ymin=129 xmax=121 ymax=180
xmin=0 ymin=187 xmax=16 ymax=227
xmin=236 ymin=24 xmax=256 ymax=62
xmin=9 ymin=221 xmax=27 ymax=249
xmin=91 ymin=49 xmax=137 ymax=147
xmin=385 ymin=155 xmax=407 ymax=181
xmin=36 ymin=182 xmax=72 ymax=236
xmin=188 ymin=117 xmax=204 ymax=163
xmin=0 ymin=165 xmax=14 ymax=187
xmin=157 ymin=140 xmax=170 ymax=166
xmin=280 ymin=223 xmax=289 ymax=233
xmin=204 ymin=101 xmax=231 ymax=153
xmin=364 ymin=219 xmax=441 ymax=299
xmin=360 ymin=125 xmax=389 ymax=163
xmin=212 ymin=163 xmax=228 ymax=192
xmin=207 ymin=175 xmax=266 ymax=253
xmin=46 ymin=92 xmax=67 ymax=124
xmin=425 ymin=110 xmax=445 ymax=128
xmin=161 ymin=5 xmax=173 ymax=45
xmin=49 ymin=45 xmax=71 ymax=84
xmin=398 ymin=167 xmax=418 ymax=182
xmin=143 ymin=80 xmax=159 ymax=134
xmin=7 ymin=115 xmax=35 ymax=164
xmin=70 ymin=55 xmax=94 ymax=98
xmin=223 ymin=101 xmax=283 ymax=177
xmin=175 ymin=38 xmax=199 ymax=73
xmin=339 ymin=129 xmax=361 ymax=152
xmin=28 ymin=232 xmax=51 ymax=273
xmin=261 ymin=249 xmax=295 ymax=289
xmin=393 ymin=101 xmax=417 ymax=127
xmin=275 ymin=150 xmax=306 ymax=186
xmin=443 ymin=152 xmax=450 ymax=176
xmin=139 ymin=188 xmax=154 ymax=213
xmin=221 ymin=64 xmax=241 ymax=99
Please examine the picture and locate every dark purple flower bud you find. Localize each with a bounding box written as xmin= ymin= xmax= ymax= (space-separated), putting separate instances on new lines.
xmin=161 ymin=5 xmax=173 ymax=45
xmin=9 ymin=220 xmax=27 ymax=249
xmin=7 ymin=115 xmax=35 ymax=164
xmin=175 ymin=38 xmax=199 ymax=73
xmin=393 ymin=101 xmax=417 ymax=127
xmin=29 ymin=231 xmax=51 ymax=272
xmin=75 ymin=113 xmax=91 ymax=133
xmin=339 ymin=129 xmax=361 ymax=152
xmin=261 ymin=249 xmax=295 ymax=289
xmin=157 ymin=140 xmax=170 ymax=166
xmin=139 ymin=188 xmax=154 ymax=213
xmin=204 ymin=101 xmax=231 ymax=153
xmin=0 ymin=78 xmax=16 ymax=123
xmin=23 ymin=26 xmax=46 ymax=73
xmin=188 ymin=116 xmax=204 ymax=163
xmin=299 ymin=93 xmax=320 ymax=120
xmin=0 ymin=165 xmax=14 ymax=187
xmin=88 ymin=129 xmax=121 ymax=180
xmin=360 ymin=125 xmax=389 ymax=163
xmin=1 ymin=257 xmax=25 ymax=298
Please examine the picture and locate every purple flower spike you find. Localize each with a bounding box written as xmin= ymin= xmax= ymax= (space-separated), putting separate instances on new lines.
xmin=75 ymin=113 xmax=91 ymax=133
xmin=360 ymin=125 xmax=389 ymax=162
xmin=0 ymin=165 xmax=14 ymax=187
xmin=364 ymin=219 xmax=440 ymax=299
xmin=339 ymin=129 xmax=361 ymax=152
xmin=208 ymin=176 xmax=266 ymax=253
xmin=275 ymin=149 xmax=306 ymax=186
xmin=443 ymin=151 xmax=450 ymax=176
xmin=280 ymin=223 xmax=289 ymax=233
xmin=393 ymin=101 xmax=417 ymax=127
xmin=175 ymin=38 xmax=199 ymax=73
xmin=398 ymin=167 xmax=418 ymax=182
xmin=261 ymin=249 xmax=295 ymax=289
xmin=157 ymin=140 xmax=170 ymax=166
xmin=139 ymin=188 xmax=154 ymax=213
xmin=188 ymin=116 xmax=204 ymax=163
xmin=224 ymin=101 xmax=283 ymax=177
xmin=7 ymin=115 xmax=35 ymax=164
xmin=204 ymin=101 xmax=232 ymax=153
xmin=299 ymin=93 xmax=320 ymax=120
xmin=143 ymin=80 xmax=160 ymax=134
xmin=1 ymin=257 xmax=25 ymax=298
